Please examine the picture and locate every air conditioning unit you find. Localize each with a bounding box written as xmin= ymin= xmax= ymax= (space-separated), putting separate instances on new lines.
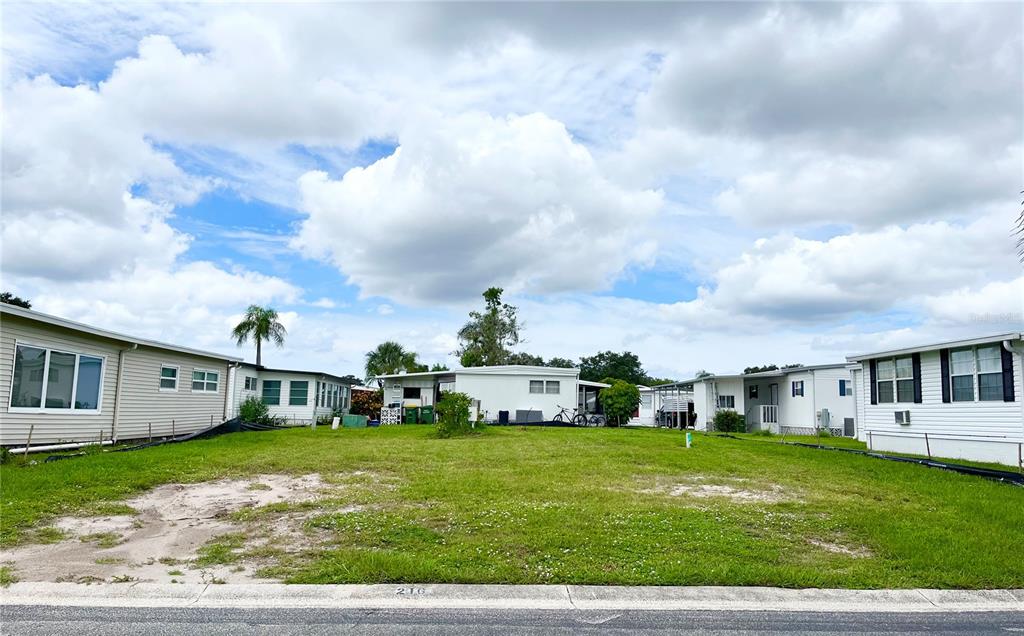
xmin=816 ymin=408 xmax=831 ymax=428
xmin=894 ymin=410 xmax=911 ymax=425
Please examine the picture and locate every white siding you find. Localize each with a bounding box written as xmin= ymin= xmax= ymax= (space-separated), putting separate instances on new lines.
xmin=115 ymin=345 xmax=230 ymax=440
xmin=384 ymin=378 xmax=437 ymax=408
xmin=0 ymin=315 xmax=121 ymax=445
xmin=810 ymin=367 xmax=856 ymax=432
xmin=455 ymin=372 xmax=576 ymax=422
xmin=855 ymin=349 xmax=1024 ymax=465
xmin=228 ymin=368 xmax=350 ymax=424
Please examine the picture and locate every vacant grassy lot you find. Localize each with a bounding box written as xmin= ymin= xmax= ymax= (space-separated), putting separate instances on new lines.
xmin=2 ymin=426 xmax=1023 ymax=588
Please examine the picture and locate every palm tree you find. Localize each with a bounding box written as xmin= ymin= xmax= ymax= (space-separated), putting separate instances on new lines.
xmin=232 ymin=305 xmax=287 ymax=367
xmin=365 ymin=341 xmax=420 ymax=385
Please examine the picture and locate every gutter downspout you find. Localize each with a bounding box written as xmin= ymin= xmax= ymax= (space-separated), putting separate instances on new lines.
xmin=223 ymin=362 xmax=241 ymax=420
xmin=111 ymin=344 xmax=137 ymax=442
xmin=811 ymin=369 xmax=818 ymax=432
xmin=1004 ymin=340 xmax=1024 ymax=444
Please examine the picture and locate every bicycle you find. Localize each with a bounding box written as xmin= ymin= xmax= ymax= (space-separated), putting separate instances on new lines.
xmin=552 ymin=405 xmax=588 ymax=426
xmin=586 ymin=414 xmax=607 ymax=427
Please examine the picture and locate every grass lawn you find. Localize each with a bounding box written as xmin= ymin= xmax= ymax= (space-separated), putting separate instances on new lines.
xmin=2 ymin=425 xmax=1023 ymax=588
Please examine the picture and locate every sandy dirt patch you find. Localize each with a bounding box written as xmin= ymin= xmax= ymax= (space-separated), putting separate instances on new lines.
xmin=0 ymin=474 xmax=336 ymax=584
xmin=807 ymin=538 xmax=873 ymax=558
xmin=641 ymin=476 xmax=797 ymax=504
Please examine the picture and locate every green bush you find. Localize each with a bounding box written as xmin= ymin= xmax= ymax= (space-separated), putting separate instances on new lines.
xmin=753 ymin=428 xmax=774 ymax=437
xmin=816 ymin=427 xmax=833 ymax=438
xmin=0 ymin=447 xmax=11 ymax=465
xmin=712 ymin=410 xmax=746 ymax=433
xmin=239 ymin=396 xmax=270 ymax=424
xmin=599 ymin=380 xmax=641 ymax=427
xmin=434 ymin=391 xmax=478 ymax=438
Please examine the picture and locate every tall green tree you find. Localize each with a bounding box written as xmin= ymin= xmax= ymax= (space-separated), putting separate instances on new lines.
xmin=0 ymin=292 xmax=31 ymax=308
xmin=456 ymin=287 xmax=522 ymax=367
xmin=231 ymin=305 xmax=287 ymax=367
xmin=546 ymin=357 xmax=576 ymax=369
xmin=430 ymin=363 xmax=451 ymax=372
xmin=578 ymin=351 xmax=647 ymax=385
xmin=365 ymin=341 xmax=422 ymax=384
xmin=507 ymin=352 xmax=545 ymax=366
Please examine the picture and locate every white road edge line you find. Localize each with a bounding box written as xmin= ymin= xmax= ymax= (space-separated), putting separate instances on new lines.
xmin=1 ymin=584 xmax=1022 ymax=613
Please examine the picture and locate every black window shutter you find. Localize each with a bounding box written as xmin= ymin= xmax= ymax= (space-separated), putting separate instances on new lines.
xmin=1002 ymin=345 xmax=1016 ymax=402
xmin=869 ymin=360 xmax=877 ymax=405
xmin=939 ymin=349 xmax=951 ymax=403
xmin=911 ymin=352 xmax=922 ymax=403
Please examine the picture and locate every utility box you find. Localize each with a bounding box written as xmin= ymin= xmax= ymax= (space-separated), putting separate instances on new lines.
xmin=342 ymin=414 xmax=368 ymax=428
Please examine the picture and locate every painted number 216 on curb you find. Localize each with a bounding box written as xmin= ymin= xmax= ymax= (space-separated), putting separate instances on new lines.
xmin=396 ymin=587 xmax=426 ymax=595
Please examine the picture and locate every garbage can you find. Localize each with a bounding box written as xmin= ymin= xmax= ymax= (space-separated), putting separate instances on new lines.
xmin=419 ymin=405 xmax=434 ymax=424
xmin=403 ymin=407 xmax=419 ymax=424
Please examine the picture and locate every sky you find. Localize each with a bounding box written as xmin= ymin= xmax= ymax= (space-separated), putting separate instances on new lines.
xmin=2 ymin=1 xmax=1022 ymax=381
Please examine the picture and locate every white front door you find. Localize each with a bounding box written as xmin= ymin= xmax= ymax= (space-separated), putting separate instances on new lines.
xmin=769 ymin=383 xmax=779 ymax=406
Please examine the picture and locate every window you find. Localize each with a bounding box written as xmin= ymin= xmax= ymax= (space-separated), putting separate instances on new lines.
xmin=839 ymin=379 xmax=853 ymax=396
xmin=403 ymin=386 xmax=421 ymax=400
xmin=9 ymin=343 xmax=103 ymax=412
xmin=748 ymin=385 xmax=759 ymax=400
xmin=289 ymin=380 xmax=309 ymax=405
xmin=262 ymin=380 xmax=281 ymax=405
xmin=876 ymin=357 xmax=914 ymax=403
xmin=951 ymin=345 xmax=1004 ymax=402
xmin=895 ymin=357 xmax=914 ymax=403
xmin=640 ymin=393 xmax=652 ymax=409
xmin=160 ymin=366 xmax=179 ymax=391
xmin=792 ymin=380 xmax=805 ymax=397
xmin=332 ymin=385 xmax=340 ymax=408
xmin=717 ymin=395 xmax=735 ymax=409
xmin=244 ymin=376 xmax=258 ymax=391
xmin=545 ymin=380 xmax=560 ymax=394
xmin=529 ymin=380 xmax=544 ymax=394
xmin=191 ymin=369 xmax=219 ymax=393
xmin=950 ymin=349 xmax=975 ymax=402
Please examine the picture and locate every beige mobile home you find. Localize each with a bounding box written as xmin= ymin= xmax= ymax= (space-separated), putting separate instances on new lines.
xmin=1 ymin=304 xmax=242 ymax=447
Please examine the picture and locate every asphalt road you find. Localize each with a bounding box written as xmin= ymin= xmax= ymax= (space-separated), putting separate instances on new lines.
xmin=3 ymin=605 xmax=1023 ymax=635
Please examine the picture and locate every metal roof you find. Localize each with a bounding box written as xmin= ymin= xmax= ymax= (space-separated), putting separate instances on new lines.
xmin=846 ymin=333 xmax=1022 ymax=362
xmin=373 ymin=365 xmax=579 ymax=381
xmin=1 ymin=303 xmax=243 ymax=362
xmin=237 ymin=362 xmax=358 ymax=383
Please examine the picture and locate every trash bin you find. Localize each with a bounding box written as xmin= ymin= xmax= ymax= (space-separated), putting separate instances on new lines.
xmin=403 ymin=407 xmax=419 ymax=424
xmin=497 ymin=410 xmax=510 ymax=425
xmin=419 ymin=406 xmax=434 ymax=424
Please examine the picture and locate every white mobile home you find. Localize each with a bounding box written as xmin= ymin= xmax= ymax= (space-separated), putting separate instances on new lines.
xmin=228 ymin=363 xmax=352 ymax=425
xmin=685 ymin=364 xmax=856 ymax=434
xmin=1 ymin=304 xmax=241 ymax=447
xmin=374 ymin=365 xmax=592 ymax=423
xmin=847 ymin=333 xmax=1023 ymax=465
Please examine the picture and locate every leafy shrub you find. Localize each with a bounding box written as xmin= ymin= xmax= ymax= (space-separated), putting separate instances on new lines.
xmin=599 ymin=380 xmax=641 ymax=427
xmin=816 ymin=427 xmax=833 ymax=438
xmin=350 ymin=388 xmax=384 ymax=418
xmin=434 ymin=391 xmax=478 ymax=438
xmin=753 ymin=428 xmax=774 ymax=437
xmin=0 ymin=447 xmax=10 ymax=465
xmin=239 ymin=396 xmax=270 ymax=424
xmin=713 ymin=410 xmax=746 ymax=433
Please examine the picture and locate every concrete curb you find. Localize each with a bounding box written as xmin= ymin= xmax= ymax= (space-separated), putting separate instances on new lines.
xmin=2 ymin=583 xmax=1023 ymax=613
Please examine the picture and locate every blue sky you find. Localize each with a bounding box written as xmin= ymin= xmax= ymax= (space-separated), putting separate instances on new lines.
xmin=2 ymin=2 xmax=1021 ymax=379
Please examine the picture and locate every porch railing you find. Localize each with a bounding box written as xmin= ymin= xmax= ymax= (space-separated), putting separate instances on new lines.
xmin=760 ymin=404 xmax=779 ymax=426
